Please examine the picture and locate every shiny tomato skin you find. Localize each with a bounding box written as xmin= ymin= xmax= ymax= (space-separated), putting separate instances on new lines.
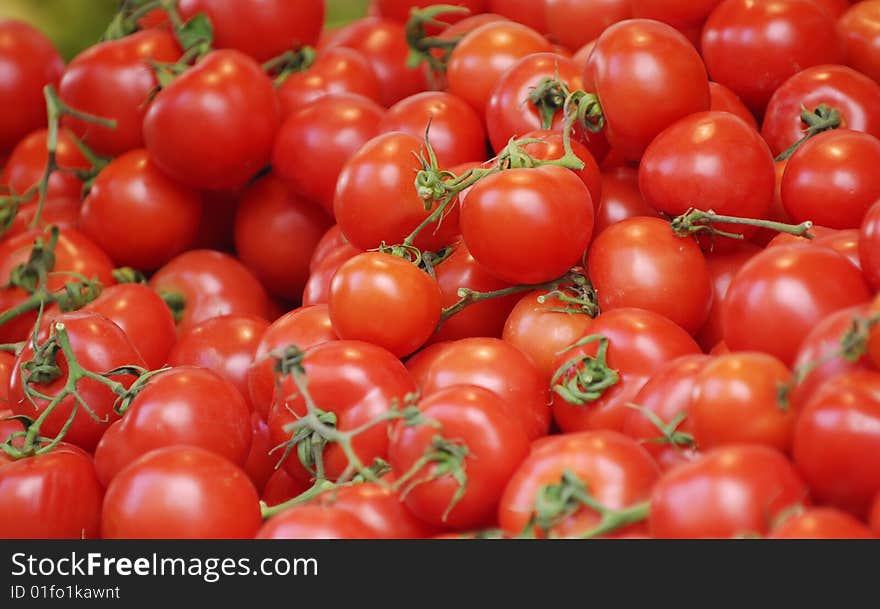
xmin=273 ymin=93 xmax=384 ymax=216
xmin=168 ymin=315 xmax=269 ymax=405
xmin=649 ymin=445 xmax=809 ymax=538
xmin=487 ymin=0 xmax=544 ymax=31
xmin=871 ymin=494 xmax=880 ymax=536
xmin=587 ymin=217 xmax=712 ymax=334
xmin=0 ymin=20 xmax=64 ymax=155
xmin=247 ymin=305 xmax=338 ymax=419
xmin=334 ymin=132 xmax=460 ymax=252
xmin=593 ymin=166 xmax=657 ymax=235
xmin=310 ymin=225 xmax=348 ymax=273
xmin=178 ymin=0 xmax=323 ymax=62
xmin=79 ymin=149 xmax=203 ymax=271
xmin=793 ymin=370 xmax=880 ymax=517
xmin=631 ymin=0 xmax=722 ymax=28
xmin=498 ymin=431 xmax=660 ymax=538
xmin=837 ymin=0 xmax=880 ymax=84
xmin=234 ymin=174 xmax=332 ymax=300
xmin=261 ymin=466 xmax=309 ymax=507
xmin=708 ymin=81 xmax=758 ymax=130
xmin=587 ymin=19 xmax=710 ymax=160
xmin=143 ymin=49 xmax=281 ymax=190
xmin=1 ymin=128 xmax=89 ymax=205
xmin=258 ymin=505 xmax=376 ymax=539
xmin=722 ymin=244 xmax=871 ymax=366
xmin=8 ymin=312 xmax=146 ymax=452
xmin=769 ymin=508 xmax=874 ymax=539
xmin=329 ymin=252 xmax=442 ymax=358
xmin=860 ymin=199 xmax=880 ymax=290
xmin=94 ymin=366 xmax=252 ymax=486
xmin=701 ymin=0 xmax=842 ymax=113
xmin=0 ymin=352 xmax=15 ymax=404
xmin=303 ymin=243 xmax=361 ymax=306
xmin=462 ymin=165 xmax=594 ymax=284
xmin=149 ymin=249 xmax=271 ymax=336
xmin=102 ymin=446 xmax=261 ymax=539
xmin=0 ymin=445 xmax=102 ymax=539
xmin=244 ymin=412 xmax=276 ymax=494
xmin=813 ymin=229 xmax=861 ymax=270
xmin=389 ymin=385 xmax=530 ymax=530
xmin=380 ymin=91 xmax=486 ymax=168
xmin=520 ymin=130 xmax=602 ymax=206
xmin=544 ymin=0 xmax=630 ymax=50
xmin=59 ymin=29 xmax=181 ymax=156
xmin=447 ymin=21 xmax=553 ymax=113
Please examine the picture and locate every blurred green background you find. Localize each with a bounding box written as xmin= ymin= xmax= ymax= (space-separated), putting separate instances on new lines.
xmin=0 ymin=0 xmax=370 ymax=59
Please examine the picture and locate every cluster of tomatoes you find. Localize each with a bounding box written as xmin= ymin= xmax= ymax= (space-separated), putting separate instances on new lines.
xmin=2 ymin=0 xmax=880 ymax=540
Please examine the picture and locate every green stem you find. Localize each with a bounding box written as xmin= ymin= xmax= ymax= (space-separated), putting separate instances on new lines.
xmin=670 ymin=208 xmax=814 ymax=241
xmin=577 ymin=500 xmax=651 ymax=539
xmin=404 ymin=4 xmax=471 ymax=78
xmin=775 ymin=104 xmax=841 ymax=162
xmin=259 ymin=479 xmax=337 ymax=520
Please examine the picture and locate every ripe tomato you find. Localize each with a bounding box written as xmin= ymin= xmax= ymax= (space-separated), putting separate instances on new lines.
xmin=544 ymin=0 xmax=631 ymax=50
xmin=378 ymin=0 xmax=485 ymax=23
xmin=860 ymin=199 xmax=880 ymax=290
xmin=321 ymin=17 xmax=428 ymax=106
xmin=813 ymin=229 xmax=861 ymax=270
xmin=722 ymin=244 xmax=871 ymax=366
xmin=261 ymin=466 xmax=309 ymax=507
xmin=769 ymin=507 xmax=874 ymax=539
xmin=781 ymin=130 xmax=880 ymax=229
xmin=762 ymin=65 xmax=880 ymax=158
xmin=1 ymin=128 xmax=89 ymax=205
xmin=310 ymin=224 xmax=348 ymax=273
xmin=79 ymin=149 xmax=203 ymax=271
xmin=143 ymin=49 xmax=280 ymax=190
xmin=871 ymin=494 xmax=880 ymax=536
xmin=631 ymin=0 xmax=722 ymax=28
xmin=639 ymin=112 xmax=775 ymax=241
xmin=303 ymin=243 xmax=361 ymax=306
xmin=149 ymin=249 xmax=271 ymax=335
xmin=0 ymin=444 xmax=102 ymax=539
xmin=793 ymin=370 xmax=880 ymax=517
xmin=519 ymin=130 xmax=602 ymax=206
xmin=701 ymin=0 xmax=842 ymax=112
xmin=178 ymin=0 xmax=324 ymax=62
xmin=691 ymin=352 xmax=795 ymax=452
xmin=447 ymin=21 xmax=553 ymax=113
xmin=587 ymin=19 xmax=710 ymax=160
xmin=59 ymin=30 xmax=181 ymax=156
xmin=247 ymin=305 xmax=338 ymax=419
xmin=413 ymin=337 xmax=551 ymax=440
xmin=838 ymin=0 xmax=880 ymax=84
xmin=593 ymin=166 xmax=657 ymax=235
xmin=462 ymin=165 xmax=594 ymax=284
xmin=552 ymin=307 xmax=701 ymax=433
xmin=273 ymin=93 xmax=384 ymax=216
xmin=277 ymin=47 xmax=382 ymax=117
xmin=234 ymin=174 xmax=332 ymax=300
xmin=649 ymin=445 xmax=809 ymax=538
xmin=587 ymin=217 xmax=712 ymax=334
xmin=708 ymin=81 xmax=758 ymax=130
xmin=0 ymin=352 xmax=15 ymax=403
xmin=257 ymin=505 xmax=376 ymax=539
xmin=268 ymin=340 xmax=416 ymax=484
xmin=498 ymin=431 xmax=659 ymax=538
xmin=102 ymin=446 xmax=261 ymax=539
xmin=486 ymin=0 xmax=544 ymax=32
xmin=168 ymin=315 xmax=269 ymax=405
xmin=243 ymin=412 xmax=277 ymax=494
xmin=622 ymin=354 xmax=707 ymax=471
xmin=389 ymin=385 xmax=530 ymax=530
xmin=0 ymin=20 xmax=64 ymax=155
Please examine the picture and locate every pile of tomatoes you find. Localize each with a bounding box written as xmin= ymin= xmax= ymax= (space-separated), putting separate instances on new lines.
xmin=2 ymin=0 xmax=880 ymax=540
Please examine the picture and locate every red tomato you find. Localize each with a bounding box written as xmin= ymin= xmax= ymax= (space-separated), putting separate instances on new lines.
xmin=234 ymin=174 xmax=332 ymax=300
xmin=838 ymin=0 xmax=880 ymax=84
xmin=190 ymin=188 xmax=239 ymax=251
xmin=447 ymin=21 xmax=553 ymax=113
xmin=94 ymin=366 xmax=252 ymax=486
xmin=622 ymin=354 xmax=707 ymax=471
xmin=149 ymin=249 xmax=271 ymax=335
xmin=462 ymin=165 xmax=594 ymax=284
xmin=268 ymin=340 xmax=416 ymax=484
xmin=708 ymin=81 xmax=758 ymax=130
xmin=544 ymin=0 xmax=631 ymax=50
xmin=303 ymin=243 xmax=361 ymax=306
xmin=701 ymin=0 xmax=842 ymax=112
xmin=860 ymin=199 xmax=880 ymax=290
xmin=8 ymin=312 xmax=145 ymax=452
xmin=486 ymin=0 xmax=544 ymax=31
xmin=691 ymin=352 xmax=795 ymax=452
xmin=639 ymin=112 xmax=775 ymax=241
xmin=102 ymin=446 xmax=261 ymax=539
xmin=79 ymin=149 xmax=203 ymax=271
xmin=1 ymin=128 xmax=89 ymax=205
xmin=722 ymin=244 xmax=871 ymax=366
xmin=334 ymin=132 xmax=460 ymax=251
xmin=247 ymin=305 xmax=338 ymax=419
xmin=0 ymin=20 xmax=64 ymax=155
xmin=143 ymin=49 xmax=280 ymax=190
xmin=257 ymin=504 xmax=376 ymax=539
xmin=0 ymin=352 xmax=15 ymax=404
xmin=310 ymin=225 xmax=348 ymax=273
xmin=414 ymin=337 xmax=551 ymax=440
xmin=3 ymin=195 xmax=80 ymax=239
xmin=695 ymin=242 xmax=760 ymax=351
xmin=593 ymin=166 xmax=657 ymax=235
xmin=244 ymin=412 xmax=277 ymax=494
xmin=321 ymin=17 xmax=428 ymax=106
xmin=389 ymin=385 xmax=530 ymax=530
xmin=168 ymin=315 xmax=269 ymax=404
xmin=793 ymin=370 xmax=880 ymax=517
xmin=631 ymin=0 xmax=722 ymax=28
xmin=769 ymin=507 xmax=874 ymax=539
xmin=762 ymin=65 xmax=880 ymax=158
xmin=587 ymin=19 xmax=710 ymax=160
xmin=178 ymin=0 xmax=323 ymax=62
xmin=588 ymin=217 xmax=712 ymax=334
xmin=649 ymin=445 xmax=809 ymax=538
xmin=871 ymin=494 xmax=880 ymax=536
xmin=552 ymin=307 xmax=701 ymax=433
xmin=261 ymin=466 xmax=309 ymax=507
xmin=377 ymin=0 xmax=485 ymax=23
xmin=0 ymin=445 xmax=102 ymax=538
xmin=781 ymin=130 xmax=880 ymax=229
xmin=498 ymin=431 xmax=660 ymax=538
xmin=519 ymin=130 xmax=602 ymax=206
xmin=273 ymin=93 xmax=384 ymax=216
xmin=59 ymin=30 xmax=181 ymax=156
xmin=814 ymin=229 xmax=861 ymax=269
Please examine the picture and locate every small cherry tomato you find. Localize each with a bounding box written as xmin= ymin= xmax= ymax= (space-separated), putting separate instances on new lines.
xmin=257 ymin=504 xmax=376 ymax=539
xmin=769 ymin=507 xmax=874 ymax=539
